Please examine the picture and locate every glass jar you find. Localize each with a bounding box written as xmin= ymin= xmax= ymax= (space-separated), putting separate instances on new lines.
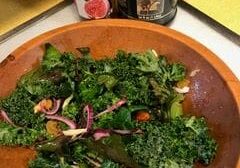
xmin=117 ymin=0 xmax=178 ymax=25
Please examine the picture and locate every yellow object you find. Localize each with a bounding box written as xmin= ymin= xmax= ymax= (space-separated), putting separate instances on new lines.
xmin=34 ymin=99 xmax=53 ymax=113
xmin=176 ymin=79 xmax=190 ymax=89
xmin=184 ymin=0 xmax=240 ymax=35
xmin=0 ymin=0 xmax=64 ymax=36
xmin=46 ymin=120 xmax=61 ymax=137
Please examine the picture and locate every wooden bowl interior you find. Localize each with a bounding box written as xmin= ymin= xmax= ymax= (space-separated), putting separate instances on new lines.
xmin=0 ymin=19 xmax=239 ymax=168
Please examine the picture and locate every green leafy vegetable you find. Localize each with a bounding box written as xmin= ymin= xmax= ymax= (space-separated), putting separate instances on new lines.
xmin=98 ymin=75 xmax=118 ymax=90
xmin=111 ymin=105 xmax=147 ymax=129
xmin=0 ymin=45 xmax=216 ymax=168
xmin=101 ymin=159 xmax=120 ymax=168
xmin=0 ymin=87 xmax=45 ymax=129
xmin=29 ymin=153 xmax=72 ymax=168
xmin=133 ymin=50 xmax=159 ymax=72
xmin=62 ymin=103 xmax=79 ymax=120
xmin=0 ymin=121 xmax=47 ymax=146
xmin=42 ymin=43 xmax=62 ymax=71
xmin=168 ymin=94 xmax=184 ymax=119
xmin=91 ymin=92 xmax=119 ymax=112
xmin=126 ymin=117 xmax=217 ymax=168
xmin=79 ymin=75 xmax=103 ymax=102
xmin=149 ymin=78 xmax=171 ymax=104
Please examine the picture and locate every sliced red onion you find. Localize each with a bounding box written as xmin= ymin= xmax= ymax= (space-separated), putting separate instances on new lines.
xmin=112 ymin=129 xmax=143 ymax=135
xmin=95 ymin=99 xmax=127 ymax=118
xmin=92 ymin=128 xmax=143 ymax=140
xmin=45 ymin=115 xmax=77 ymax=129
xmin=84 ymin=104 xmax=94 ymax=131
xmin=41 ymin=99 xmax=61 ymax=115
xmin=0 ymin=110 xmax=15 ymax=126
xmin=106 ymin=99 xmax=127 ymax=112
xmin=93 ymin=129 xmax=110 ymax=141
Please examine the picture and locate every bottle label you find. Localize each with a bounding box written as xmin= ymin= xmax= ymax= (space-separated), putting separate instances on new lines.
xmin=137 ymin=0 xmax=165 ymax=20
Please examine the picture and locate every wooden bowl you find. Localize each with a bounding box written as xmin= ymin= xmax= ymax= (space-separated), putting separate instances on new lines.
xmin=0 ymin=19 xmax=239 ymax=168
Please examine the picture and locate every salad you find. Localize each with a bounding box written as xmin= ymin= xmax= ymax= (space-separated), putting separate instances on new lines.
xmin=0 ymin=44 xmax=217 ymax=168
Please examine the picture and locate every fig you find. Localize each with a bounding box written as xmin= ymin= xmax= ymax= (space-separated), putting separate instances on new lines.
xmin=84 ymin=0 xmax=110 ymax=19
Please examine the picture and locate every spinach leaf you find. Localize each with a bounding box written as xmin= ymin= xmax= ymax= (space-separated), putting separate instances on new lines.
xmin=111 ymin=105 xmax=147 ymax=129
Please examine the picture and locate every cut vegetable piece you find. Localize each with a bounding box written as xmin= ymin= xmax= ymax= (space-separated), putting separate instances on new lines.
xmin=46 ymin=120 xmax=61 ymax=137
xmin=62 ymin=128 xmax=87 ymax=136
xmin=135 ymin=111 xmax=151 ymax=122
xmin=45 ymin=115 xmax=77 ymax=129
xmin=62 ymin=94 xmax=73 ymax=109
xmin=34 ymin=98 xmax=61 ymax=115
xmin=190 ymin=69 xmax=201 ymax=77
xmin=95 ymin=99 xmax=127 ymax=118
xmin=93 ymin=129 xmax=110 ymax=140
xmin=0 ymin=110 xmax=15 ymax=126
xmin=173 ymin=86 xmax=190 ymax=94
xmin=42 ymin=99 xmax=61 ymax=115
xmin=84 ymin=104 xmax=94 ymax=131
xmin=176 ymin=79 xmax=190 ymax=89
xmin=112 ymin=129 xmax=143 ymax=135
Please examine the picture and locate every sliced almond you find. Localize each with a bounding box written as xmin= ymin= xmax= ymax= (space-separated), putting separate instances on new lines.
xmin=62 ymin=128 xmax=87 ymax=136
xmin=173 ymin=86 xmax=190 ymax=94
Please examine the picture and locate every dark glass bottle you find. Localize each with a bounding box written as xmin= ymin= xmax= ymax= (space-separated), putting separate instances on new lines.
xmin=117 ymin=0 xmax=178 ymax=25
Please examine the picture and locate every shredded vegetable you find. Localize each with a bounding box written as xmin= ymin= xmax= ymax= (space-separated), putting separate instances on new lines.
xmin=0 ymin=110 xmax=15 ymax=126
xmin=45 ymin=115 xmax=77 ymax=129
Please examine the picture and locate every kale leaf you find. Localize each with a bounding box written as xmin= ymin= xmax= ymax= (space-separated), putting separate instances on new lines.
xmin=62 ymin=102 xmax=79 ymax=120
xmin=0 ymin=44 xmax=216 ymax=168
xmin=133 ymin=50 xmax=159 ymax=72
xmin=101 ymin=160 xmax=121 ymax=168
xmin=0 ymin=87 xmax=45 ymax=129
xmin=0 ymin=121 xmax=47 ymax=146
xmin=29 ymin=152 xmax=72 ymax=168
xmin=98 ymin=75 xmax=118 ymax=90
xmin=42 ymin=43 xmax=62 ymax=71
xmin=126 ymin=117 xmax=217 ymax=168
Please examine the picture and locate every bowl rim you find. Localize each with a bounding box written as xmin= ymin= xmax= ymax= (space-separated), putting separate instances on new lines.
xmin=1 ymin=18 xmax=240 ymax=166
xmin=8 ymin=19 xmax=239 ymax=106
